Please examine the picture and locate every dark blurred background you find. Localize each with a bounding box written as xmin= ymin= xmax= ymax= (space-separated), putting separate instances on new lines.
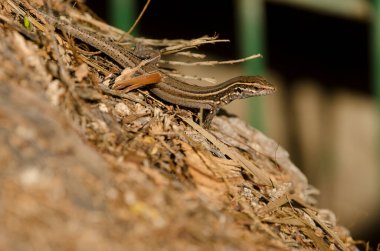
xmin=87 ymin=0 xmax=379 ymax=247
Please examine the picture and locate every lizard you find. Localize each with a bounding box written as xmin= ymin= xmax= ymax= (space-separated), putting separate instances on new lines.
xmin=17 ymin=1 xmax=276 ymax=127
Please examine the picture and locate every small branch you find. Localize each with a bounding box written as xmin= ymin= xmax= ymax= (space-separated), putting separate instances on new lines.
xmin=160 ymin=53 xmax=262 ymax=67
xmin=164 ymin=72 xmax=216 ymax=84
xmin=174 ymin=51 xmax=207 ymax=59
xmin=127 ymin=0 xmax=151 ymax=34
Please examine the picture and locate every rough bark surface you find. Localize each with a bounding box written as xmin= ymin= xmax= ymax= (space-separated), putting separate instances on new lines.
xmin=0 ymin=1 xmax=356 ymax=250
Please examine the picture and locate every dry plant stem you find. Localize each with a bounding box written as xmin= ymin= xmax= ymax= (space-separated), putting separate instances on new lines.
xmin=163 ymin=72 xmax=216 ymax=84
xmin=160 ymin=53 xmax=262 ymax=66
xmin=126 ymin=0 xmax=151 ymax=34
xmin=196 ymin=150 xmax=234 ymax=194
xmin=240 ymin=200 xmax=284 ymax=243
xmin=6 ymin=0 xmax=46 ymax=32
xmin=304 ymin=208 xmax=347 ymax=251
xmin=180 ymin=116 xmax=274 ymax=186
xmin=175 ymin=51 xmax=207 ymax=59
xmin=301 ymin=228 xmax=331 ymax=251
xmin=114 ymin=0 xmax=152 ymax=43
xmin=72 ymin=46 xmax=102 ymax=56
xmin=66 ymin=11 xmax=228 ymax=52
xmin=44 ymin=2 xmax=72 ymax=91
xmin=42 ymin=1 xmax=91 ymax=121
xmin=259 ymin=194 xmax=348 ymax=251
xmin=69 ymin=11 xmax=131 ymax=39
xmin=0 ymin=13 xmax=40 ymax=43
xmin=98 ymin=85 xmax=148 ymax=106
xmin=78 ymin=54 xmax=112 ymax=75
xmin=160 ymin=37 xmax=230 ymax=55
xmin=68 ymin=14 xmax=228 ymax=51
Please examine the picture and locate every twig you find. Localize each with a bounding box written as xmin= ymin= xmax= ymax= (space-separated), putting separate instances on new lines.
xmin=77 ymin=54 xmax=112 ymax=76
xmin=179 ymin=115 xmax=275 ymax=187
xmin=174 ymin=51 xmax=206 ymax=59
xmin=162 ymin=71 xmax=216 ymax=84
xmin=161 ymin=36 xmax=230 ymax=55
xmin=127 ymin=0 xmax=151 ymax=34
xmin=130 ymin=35 xmax=227 ymax=48
xmin=160 ymin=53 xmax=262 ymax=67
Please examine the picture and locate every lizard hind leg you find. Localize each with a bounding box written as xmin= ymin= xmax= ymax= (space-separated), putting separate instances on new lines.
xmin=113 ymin=71 xmax=161 ymax=92
xmin=112 ymin=55 xmax=162 ymax=91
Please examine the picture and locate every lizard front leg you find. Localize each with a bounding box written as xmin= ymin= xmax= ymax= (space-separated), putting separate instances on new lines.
xmin=201 ymin=106 xmax=220 ymax=128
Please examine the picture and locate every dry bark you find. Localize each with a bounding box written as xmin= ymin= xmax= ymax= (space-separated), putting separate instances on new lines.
xmin=0 ymin=1 xmax=357 ymax=250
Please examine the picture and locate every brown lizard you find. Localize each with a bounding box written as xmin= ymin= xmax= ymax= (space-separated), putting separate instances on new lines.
xmin=18 ymin=1 xmax=276 ymax=127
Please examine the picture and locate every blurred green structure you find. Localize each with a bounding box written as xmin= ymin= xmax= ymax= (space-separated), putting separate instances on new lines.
xmin=236 ymin=0 xmax=266 ymax=131
xmin=373 ymin=0 xmax=380 ymax=205
xmin=267 ymin=0 xmax=370 ymax=21
xmin=109 ymin=0 xmax=136 ymax=32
